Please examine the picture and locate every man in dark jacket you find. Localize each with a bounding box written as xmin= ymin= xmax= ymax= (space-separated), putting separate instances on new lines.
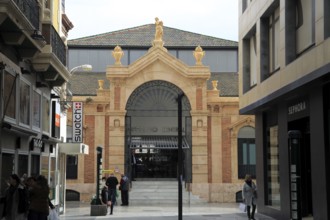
xmin=105 ymin=173 xmax=118 ymax=215
xmin=119 ymin=174 xmax=129 ymax=206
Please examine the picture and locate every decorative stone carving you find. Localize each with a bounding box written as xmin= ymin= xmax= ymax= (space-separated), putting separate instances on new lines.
xmin=212 ymin=80 xmax=218 ymax=90
xmin=152 ymin=17 xmax=165 ymax=47
xmin=193 ymin=46 xmax=205 ymax=66
xmin=98 ymin=80 xmax=104 ymax=90
xmin=112 ymin=46 xmax=124 ymax=65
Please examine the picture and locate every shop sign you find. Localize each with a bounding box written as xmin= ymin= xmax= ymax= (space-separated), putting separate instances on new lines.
xmin=30 ymin=138 xmax=43 ymax=150
xmin=287 ymin=99 xmax=309 ymax=120
xmin=73 ymin=102 xmax=83 ymax=143
xmin=288 ymin=101 xmax=306 ymax=115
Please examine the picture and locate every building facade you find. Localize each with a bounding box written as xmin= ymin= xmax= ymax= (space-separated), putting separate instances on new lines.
xmin=66 ymin=20 xmax=255 ymax=202
xmin=0 ymin=0 xmax=73 ymax=213
xmin=239 ymin=0 xmax=330 ymax=219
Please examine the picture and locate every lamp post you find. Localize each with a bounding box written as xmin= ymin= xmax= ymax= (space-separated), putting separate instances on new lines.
xmin=177 ymin=93 xmax=184 ymax=220
xmin=56 ymin=64 xmax=92 ymax=111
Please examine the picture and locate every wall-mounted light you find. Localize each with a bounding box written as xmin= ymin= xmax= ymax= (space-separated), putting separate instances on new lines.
xmin=36 ymin=81 xmax=49 ymax=88
xmin=31 ymin=30 xmax=45 ymax=41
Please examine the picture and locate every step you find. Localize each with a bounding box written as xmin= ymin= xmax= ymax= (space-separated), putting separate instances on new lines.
xmin=125 ymin=180 xmax=207 ymax=205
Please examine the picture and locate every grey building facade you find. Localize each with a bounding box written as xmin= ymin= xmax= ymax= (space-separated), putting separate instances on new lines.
xmin=239 ymin=0 xmax=330 ymax=219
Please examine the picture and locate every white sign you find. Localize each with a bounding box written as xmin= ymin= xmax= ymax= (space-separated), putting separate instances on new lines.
xmin=72 ymin=102 xmax=83 ymax=143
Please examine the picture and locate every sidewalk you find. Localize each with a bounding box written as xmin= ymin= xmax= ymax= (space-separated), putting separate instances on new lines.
xmin=60 ymin=201 xmax=276 ymax=220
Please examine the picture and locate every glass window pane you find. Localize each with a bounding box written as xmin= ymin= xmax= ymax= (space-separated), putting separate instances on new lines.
xmin=41 ymin=156 xmax=49 ymax=178
xmin=249 ymin=143 xmax=256 ymax=164
xmin=243 ymin=143 xmax=247 ymax=164
xmin=20 ymin=81 xmax=30 ymax=125
xmin=31 ymin=154 xmax=40 ymax=177
xmin=4 ymin=72 xmax=16 ymax=119
xmin=1 ymin=153 xmax=15 ymax=195
xmin=42 ymin=97 xmax=50 ymax=133
xmin=17 ymin=154 xmax=28 ymax=178
xmin=33 ymin=91 xmax=41 ymax=128
xmin=267 ymin=125 xmax=281 ymax=209
xmin=49 ymin=157 xmax=56 ymax=200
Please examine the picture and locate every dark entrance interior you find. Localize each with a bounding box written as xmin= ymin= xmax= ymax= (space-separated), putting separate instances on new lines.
xmin=288 ymin=117 xmax=313 ymax=218
xmin=133 ymin=148 xmax=177 ymax=179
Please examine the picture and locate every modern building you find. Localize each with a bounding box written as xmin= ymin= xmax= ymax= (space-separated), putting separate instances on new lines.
xmin=66 ymin=20 xmax=256 ymax=203
xmin=0 ymin=0 xmax=74 ymax=213
xmin=239 ymin=0 xmax=330 ymax=219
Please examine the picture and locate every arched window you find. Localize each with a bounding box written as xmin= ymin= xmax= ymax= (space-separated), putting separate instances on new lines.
xmin=237 ymin=126 xmax=256 ymax=178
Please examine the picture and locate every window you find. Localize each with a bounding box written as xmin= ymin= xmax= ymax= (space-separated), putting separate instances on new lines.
xmin=237 ymin=126 xmax=256 ymax=178
xmin=33 ymin=91 xmax=41 ymax=128
xmin=42 ymin=96 xmax=50 ymax=133
xmin=17 ymin=154 xmax=28 ymax=178
xmin=49 ymin=157 xmax=56 ymax=200
xmin=250 ymin=34 xmax=257 ymax=86
xmin=19 ymin=80 xmax=30 ymax=125
xmin=266 ymin=125 xmax=281 ymax=208
xmin=66 ymin=155 xmax=78 ymax=179
xmin=3 ymin=71 xmax=16 ymax=119
xmin=242 ymin=27 xmax=257 ymax=93
xmin=31 ymin=154 xmax=40 ymax=177
xmin=296 ymin=0 xmax=315 ymax=54
xmin=269 ymin=7 xmax=280 ymax=72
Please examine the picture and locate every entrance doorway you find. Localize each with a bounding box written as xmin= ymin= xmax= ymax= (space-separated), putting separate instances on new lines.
xmin=288 ymin=117 xmax=313 ymax=218
xmin=134 ymin=148 xmax=177 ymax=179
xmin=125 ymin=80 xmax=192 ymax=181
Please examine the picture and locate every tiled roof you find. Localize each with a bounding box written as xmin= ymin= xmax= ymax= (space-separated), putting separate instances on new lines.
xmin=70 ymin=72 xmax=238 ymax=97
xmin=68 ymin=24 xmax=237 ymax=48
xmin=69 ymin=72 xmax=108 ymax=96
xmin=207 ymin=72 xmax=238 ymax=97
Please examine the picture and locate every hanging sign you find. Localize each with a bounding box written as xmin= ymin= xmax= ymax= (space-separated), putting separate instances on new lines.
xmin=72 ymin=102 xmax=83 ymax=143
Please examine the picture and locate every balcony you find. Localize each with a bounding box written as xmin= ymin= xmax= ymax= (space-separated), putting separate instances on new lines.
xmin=32 ymin=23 xmax=70 ymax=87
xmin=0 ymin=0 xmax=70 ymax=88
xmin=0 ymin=0 xmax=44 ymax=58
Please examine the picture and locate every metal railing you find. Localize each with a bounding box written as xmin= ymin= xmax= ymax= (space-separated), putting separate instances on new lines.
xmin=13 ymin=0 xmax=40 ymax=29
xmin=43 ymin=24 xmax=67 ymax=66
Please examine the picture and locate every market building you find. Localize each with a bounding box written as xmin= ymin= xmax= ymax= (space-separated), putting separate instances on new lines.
xmin=66 ymin=19 xmax=255 ymax=203
xmin=239 ymin=1 xmax=330 ymax=219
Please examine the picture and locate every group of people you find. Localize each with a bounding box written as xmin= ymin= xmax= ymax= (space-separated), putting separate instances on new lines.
xmin=101 ymin=173 xmax=130 ymax=215
xmin=0 ymin=174 xmax=55 ymax=220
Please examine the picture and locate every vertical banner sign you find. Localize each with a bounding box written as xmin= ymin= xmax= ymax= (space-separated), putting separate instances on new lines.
xmin=73 ymin=102 xmax=83 ymax=143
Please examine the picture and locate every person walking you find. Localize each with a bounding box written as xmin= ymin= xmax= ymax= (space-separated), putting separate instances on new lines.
xmin=105 ymin=173 xmax=118 ymax=215
xmin=0 ymin=174 xmax=28 ymax=220
xmin=242 ymin=174 xmax=257 ymax=220
xmin=28 ymin=175 xmax=50 ymax=220
xmin=119 ymin=174 xmax=129 ymax=206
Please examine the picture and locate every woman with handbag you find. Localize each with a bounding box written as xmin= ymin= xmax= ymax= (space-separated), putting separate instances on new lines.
xmin=242 ymin=174 xmax=257 ymax=220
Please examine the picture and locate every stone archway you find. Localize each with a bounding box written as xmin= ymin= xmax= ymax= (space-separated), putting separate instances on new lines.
xmin=124 ymin=80 xmax=192 ymax=180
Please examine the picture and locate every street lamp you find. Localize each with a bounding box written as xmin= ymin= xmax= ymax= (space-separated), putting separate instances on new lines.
xmin=69 ymin=64 xmax=92 ymax=75
xmin=53 ymin=64 xmax=93 ymax=111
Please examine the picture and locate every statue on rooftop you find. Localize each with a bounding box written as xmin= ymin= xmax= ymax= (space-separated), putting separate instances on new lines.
xmin=154 ymin=17 xmax=163 ymax=41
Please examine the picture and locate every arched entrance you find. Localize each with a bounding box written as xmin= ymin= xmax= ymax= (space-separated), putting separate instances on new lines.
xmin=125 ymin=80 xmax=192 ymax=181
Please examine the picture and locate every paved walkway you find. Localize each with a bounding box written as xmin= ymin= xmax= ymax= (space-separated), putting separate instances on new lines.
xmin=60 ymin=202 xmax=276 ymax=220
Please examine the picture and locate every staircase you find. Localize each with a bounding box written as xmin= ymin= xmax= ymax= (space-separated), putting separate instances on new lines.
xmin=126 ymin=180 xmax=207 ymax=205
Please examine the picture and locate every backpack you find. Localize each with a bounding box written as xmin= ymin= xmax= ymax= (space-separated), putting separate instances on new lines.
xmin=17 ymin=185 xmax=29 ymax=213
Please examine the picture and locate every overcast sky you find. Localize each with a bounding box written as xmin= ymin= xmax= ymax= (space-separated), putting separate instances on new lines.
xmin=65 ymin=0 xmax=238 ymax=41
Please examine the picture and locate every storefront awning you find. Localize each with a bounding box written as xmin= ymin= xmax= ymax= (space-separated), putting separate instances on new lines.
xmin=129 ymin=136 xmax=189 ymax=149
xmin=58 ymin=143 xmax=89 ymax=155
